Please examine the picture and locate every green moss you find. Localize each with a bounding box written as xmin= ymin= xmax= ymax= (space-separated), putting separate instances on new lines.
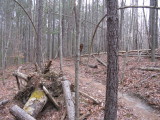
xmin=30 ymin=89 xmax=45 ymax=100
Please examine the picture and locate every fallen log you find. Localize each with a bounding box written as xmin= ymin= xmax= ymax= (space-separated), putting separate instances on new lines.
xmin=23 ymin=88 xmax=48 ymax=117
xmin=10 ymin=105 xmax=36 ymax=120
xmin=92 ymin=55 xmax=107 ymax=67
xmin=42 ymin=85 xmax=60 ymax=110
xmin=62 ymin=80 xmax=75 ymax=120
xmin=0 ymin=99 xmax=9 ymax=106
xmin=79 ymin=91 xmax=100 ymax=104
xmin=139 ymin=67 xmax=160 ymax=71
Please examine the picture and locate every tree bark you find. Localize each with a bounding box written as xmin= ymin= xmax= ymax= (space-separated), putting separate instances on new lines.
xmin=104 ymin=0 xmax=119 ymax=120
xmin=36 ymin=0 xmax=43 ymax=67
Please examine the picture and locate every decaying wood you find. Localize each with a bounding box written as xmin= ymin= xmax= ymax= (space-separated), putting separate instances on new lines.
xmin=10 ymin=105 xmax=36 ymax=120
xmin=92 ymin=55 xmax=107 ymax=67
xmin=23 ymin=88 xmax=48 ymax=117
xmin=62 ymin=80 xmax=75 ymax=120
xmin=34 ymin=62 xmax=41 ymax=73
xmin=79 ymin=91 xmax=100 ymax=104
xmin=13 ymin=71 xmax=29 ymax=82
xmin=0 ymin=99 xmax=9 ymax=106
xmin=42 ymin=85 xmax=60 ymax=110
xmin=81 ymin=62 xmax=98 ymax=68
xmin=139 ymin=67 xmax=160 ymax=71
xmin=42 ymin=60 xmax=52 ymax=74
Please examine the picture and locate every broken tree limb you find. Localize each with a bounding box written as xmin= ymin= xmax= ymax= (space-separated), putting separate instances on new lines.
xmin=42 ymin=60 xmax=52 ymax=74
xmin=15 ymin=75 xmax=21 ymax=90
xmin=34 ymin=62 xmax=41 ymax=73
xmin=92 ymin=55 xmax=107 ymax=67
xmin=13 ymin=71 xmax=29 ymax=82
xmin=80 ymin=62 xmax=98 ymax=68
xmin=10 ymin=105 xmax=36 ymax=120
xmin=79 ymin=91 xmax=100 ymax=104
xmin=42 ymin=85 xmax=60 ymax=110
xmin=23 ymin=88 xmax=48 ymax=117
xmin=0 ymin=99 xmax=9 ymax=106
xmin=139 ymin=67 xmax=160 ymax=71
xmin=62 ymin=80 xmax=75 ymax=120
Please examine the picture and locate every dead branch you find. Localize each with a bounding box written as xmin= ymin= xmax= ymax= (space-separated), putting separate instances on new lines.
xmin=42 ymin=60 xmax=52 ymax=74
xmin=34 ymin=62 xmax=41 ymax=73
xmin=13 ymin=71 xmax=29 ymax=82
xmin=93 ymin=55 xmax=107 ymax=67
xmin=79 ymin=91 xmax=100 ymax=104
xmin=139 ymin=67 xmax=160 ymax=71
xmin=42 ymin=85 xmax=60 ymax=110
xmin=119 ymin=5 xmax=160 ymax=9
xmin=0 ymin=99 xmax=9 ymax=106
xmin=81 ymin=62 xmax=98 ymax=68
xmin=10 ymin=105 xmax=36 ymax=120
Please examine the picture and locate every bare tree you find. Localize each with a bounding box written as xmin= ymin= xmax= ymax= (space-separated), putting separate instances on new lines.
xmin=104 ymin=0 xmax=119 ymax=120
xmin=74 ymin=0 xmax=82 ymax=119
xmin=36 ymin=0 xmax=43 ymax=67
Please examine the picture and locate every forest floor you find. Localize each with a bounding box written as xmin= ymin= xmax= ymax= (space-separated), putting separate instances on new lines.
xmin=0 ymin=54 xmax=160 ymax=120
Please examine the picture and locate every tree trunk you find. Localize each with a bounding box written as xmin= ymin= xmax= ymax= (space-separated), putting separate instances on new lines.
xmin=36 ymin=0 xmax=43 ymax=67
xmin=104 ymin=0 xmax=119 ymax=120
xmin=149 ymin=0 xmax=158 ymax=62
xmin=74 ymin=0 xmax=82 ymax=119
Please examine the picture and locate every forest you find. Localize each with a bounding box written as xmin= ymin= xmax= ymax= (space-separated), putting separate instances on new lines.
xmin=0 ymin=0 xmax=160 ymax=120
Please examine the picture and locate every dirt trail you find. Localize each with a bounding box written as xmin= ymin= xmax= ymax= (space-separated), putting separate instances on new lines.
xmin=60 ymin=61 xmax=160 ymax=120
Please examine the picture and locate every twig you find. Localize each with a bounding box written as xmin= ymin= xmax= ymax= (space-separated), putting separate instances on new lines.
xmin=61 ymin=110 xmax=67 ymax=120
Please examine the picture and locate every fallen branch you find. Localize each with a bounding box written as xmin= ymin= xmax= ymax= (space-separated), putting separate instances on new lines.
xmin=42 ymin=60 xmax=52 ymax=74
xmin=92 ymin=55 xmax=107 ymax=67
xmin=81 ymin=62 xmax=98 ymax=68
xmin=10 ymin=105 xmax=36 ymax=120
xmin=139 ymin=67 xmax=160 ymax=71
xmin=79 ymin=91 xmax=100 ymax=104
xmin=34 ymin=62 xmax=41 ymax=73
xmin=0 ymin=99 xmax=9 ymax=106
xmin=42 ymin=85 xmax=60 ymax=110
xmin=62 ymin=79 xmax=75 ymax=120
xmin=13 ymin=71 xmax=29 ymax=82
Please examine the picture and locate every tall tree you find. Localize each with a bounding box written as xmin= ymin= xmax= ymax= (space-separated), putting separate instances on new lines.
xmin=36 ymin=0 xmax=43 ymax=67
xmin=74 ymin=0 xmax=82 ymax=119
xmin=149 ymin=0 xmax=158 ymax=62
xmin=59 ymin=0 xmax=63 ymax=71
xmin=104 ymin=0 xmax=119 ymax=120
